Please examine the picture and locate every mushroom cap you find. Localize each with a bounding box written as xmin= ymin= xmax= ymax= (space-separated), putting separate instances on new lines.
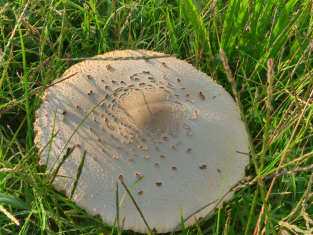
xmin=34 ymin=50 xmax=249 ymax=233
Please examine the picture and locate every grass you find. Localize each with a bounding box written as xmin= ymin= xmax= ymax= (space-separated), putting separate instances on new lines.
xmin=0 ymin=0 xmax=312 ymax=234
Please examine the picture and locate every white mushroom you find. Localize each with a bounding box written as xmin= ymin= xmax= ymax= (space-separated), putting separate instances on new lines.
xmin=34 ymin=49 xmax=249 ymax=233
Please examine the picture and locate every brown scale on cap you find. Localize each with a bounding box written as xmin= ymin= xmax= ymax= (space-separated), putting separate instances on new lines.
xmin=186 ymin=130 xmax=192 ymax=136
xmin=186 ymin=148 xmax=192 ymax=153
xmin=131 ymin=76 xmax=139 ymax=81
xmin=138 ymin=191 xmax=144 ymax=196
xmin=162 ymin=136 xmax=169 ymax=141
xmin=161 ymin=62 xmax=167 ymax=67
xmin=199 ymin=91 xmax=205 ymax=100
xmin=156 ymin=182 xmax=163 ymax=187
xmin=176 ymin=78 xmax=181 ymax=83
xmin=62 ymin=110 xmax=67 ymax=115
xmin=87 ymin=74 xmax=92 ymax=79
xmin=172 ymin=166 xmax=177 ymax=171
xmin=154 ymin=163 xmax=160 ymax=168
xmin=118 ymin=174 xmax=124 ymax=181
xmin=92 ymin=156 xmax=100 ymax=164
xmin=160 ymin=154 xmax=166 ymax=159
xmin=135 ymin=172 xmax=141 ymax=178
xmin=139 ymin=145 xmax=149 ymax=151
xmin=87 ymin=90 xmax=93 ymax=96
xmin=168 ymin=82 xmax=175 ymax=88
xmin=188 ymin=110 xmax=199 ymax=120
xmin=199 ymin=164 xmax=207 ymax=170
xmin=106 ymin=64 xmax=112 ymax=70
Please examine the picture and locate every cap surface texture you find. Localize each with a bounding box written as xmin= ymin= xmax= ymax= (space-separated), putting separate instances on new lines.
xmin=34 ymin=50 xmax=249 ymax=233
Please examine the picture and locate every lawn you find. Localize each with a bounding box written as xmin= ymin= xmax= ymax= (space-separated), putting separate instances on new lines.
xmin=0 ymin=0 xmax=312 ymax=234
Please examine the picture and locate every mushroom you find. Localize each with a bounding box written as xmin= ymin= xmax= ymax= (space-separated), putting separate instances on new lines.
xmin=34 ymin=50 xmax=249 ymax=233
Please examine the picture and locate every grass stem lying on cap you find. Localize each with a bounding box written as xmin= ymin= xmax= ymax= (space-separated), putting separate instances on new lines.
xmin=119 ymin=177 xmax=153 ymax=234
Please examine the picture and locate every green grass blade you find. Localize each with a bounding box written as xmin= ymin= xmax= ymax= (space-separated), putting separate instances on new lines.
xmin=0 ymin=193 xmax=30 ymax=210
xmin=70 ymin=150 xmax=87 ymax=199
xmin=166 ymin=10 xmax=179 ymax=54
xmin=181 ymin=0 xmax=211 ymax=59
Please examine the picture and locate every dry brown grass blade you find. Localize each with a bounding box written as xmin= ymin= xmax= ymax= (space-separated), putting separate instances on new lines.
xmin=0 ymin=205 xmax=20 ymax=226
